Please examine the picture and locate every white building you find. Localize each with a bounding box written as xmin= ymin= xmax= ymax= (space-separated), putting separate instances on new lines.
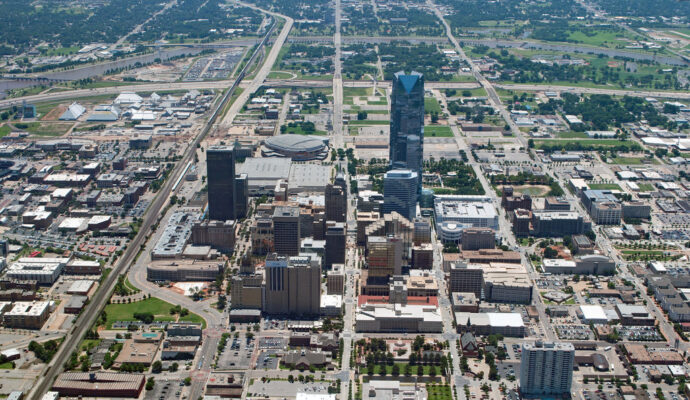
xmin=355 ymin=303 xmax=443 ymax=333
xmin=578 ymin=305 xmax=608 ymax=324
xmin=434 ymin=195 xmax=498 ymax=242
xmin=5 ymin=257 xmax=69 ymax=285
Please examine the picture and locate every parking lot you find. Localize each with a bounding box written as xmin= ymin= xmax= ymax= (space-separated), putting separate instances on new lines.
xmin=555 ymin=324 xmax=593 ymax=340
xmin=217 ymin=334 xmax=255 ymax=370
xmin=256 ymin=349 xmax=280 ymax=370
xmin=144 ymin=378 xmax=182 ymax=400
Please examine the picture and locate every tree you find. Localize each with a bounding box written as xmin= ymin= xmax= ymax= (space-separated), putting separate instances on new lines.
xmin=146 ymin=377 xmax=155 ymax=391
xmin=391 ymin=363 xmax=400 ymax=376
xmin=170 ymin=363 xmax=178 ymax=372
xmin=183 ymin=377 xmax=191 ymax=386
xmin=357 ymin=111 xmax=368 ymax=120
xmin=151 ymin=360 xmax=162 ymax=373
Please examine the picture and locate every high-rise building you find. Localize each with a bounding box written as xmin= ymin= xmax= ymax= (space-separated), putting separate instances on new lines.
xmin=264 ymin=253 xmax=321 ymax=316
xmin=325 ymin=221 xmax=346 ymax=269
xmin=383 ymin=169 xmax=418 ymax=221
xmin=520 ymin=342 xmax=574 ymax=396
xmin=325 ymin=178 xmax=346 ymax=223
xmin=389 ymin=70 xmax=424 ymax=188
xmin=230 ymin=274 xmax=263 ymax=310
xmin=366 ymin=236 xmax=403 ymax=278
xmin=207 ymin=146 xmax=236 ymax=221
xmin=234 ymin=173 xmax=248 ymax=219
xmin=273 ymin=206 xmax=300 ymax=256
xmin=449 ymin=262 xmax=483 ymax=297
xmin=461 ymin=228 xmax=496 ymax=250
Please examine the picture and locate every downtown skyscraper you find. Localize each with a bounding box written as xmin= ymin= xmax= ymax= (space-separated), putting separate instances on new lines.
xmin=389 ymin=70 xmax=424 ymax=190
xmin=206 ymin=145 xmax=236 ymax=221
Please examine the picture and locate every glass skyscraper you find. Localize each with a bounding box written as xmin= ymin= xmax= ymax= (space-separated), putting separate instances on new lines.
xmin=389 ymin=70 xmax=424 ymax=190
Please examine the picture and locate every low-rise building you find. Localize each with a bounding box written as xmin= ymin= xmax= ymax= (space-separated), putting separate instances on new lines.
xmin=5 ymin=258 xmax=68 ymax=285
xmin=3 ymin=301 xmax=51 ymax=329
xmin=355 ymin=303 xmax=443 ymax=333
xmin=147 ymin=260 xmax=223 ymax=281
xmin=52 ymin=372 xmax=145 ymax=398
xmin=455 ymin=312 xmax=526 ymax=337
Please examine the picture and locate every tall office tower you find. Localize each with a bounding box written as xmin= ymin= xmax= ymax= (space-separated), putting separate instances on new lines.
xmin=520 ymin=342 xmax=574 ymax=396
xmin=324 ymin=221 xmax=346 ymax=269
xmin=230 ymin=274 xmax=263 ymax=310
xmin=264 ymin=253 xmax=321 ymax=316
xmin=207 ymin=146 xmax=236 ymax=221
xmin=273 ymin=206 xmax=301 ymax=256
xmin=448 ymin=262 xmax=483 ymax=297
xmin=325 ymin=182 xmax=346 ymax=223
xmin=366 ymin=236 xmax=403 ymax=278
xmin=389 ymin=70 xmax=424 ymax=188
xmin=461 ymin=227 xmax=496 ymax=250
xmin=234 ymin=173 xmax=248 ymax=219
xmin=383 ymin=169 xmax=418 ymax=221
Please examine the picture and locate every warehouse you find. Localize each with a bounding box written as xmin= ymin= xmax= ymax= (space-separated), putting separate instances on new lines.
xmin=578 ymin=305 xmax=608 ymax=324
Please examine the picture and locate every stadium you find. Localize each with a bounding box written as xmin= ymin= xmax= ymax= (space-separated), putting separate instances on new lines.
xmin=261 ymin=134 xmax=330 ymax=161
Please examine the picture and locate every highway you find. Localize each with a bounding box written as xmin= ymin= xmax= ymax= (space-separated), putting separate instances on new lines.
xmin=218 ymin=1 xmax=294 ymax=127
xmin=25 ymin=13 xmax=276 ymax=400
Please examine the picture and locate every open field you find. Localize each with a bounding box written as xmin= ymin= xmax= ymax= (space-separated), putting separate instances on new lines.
xmin=102 ymin=297 xmax=205 ymax=329
xmin=424 ymin=125 xmax=453 ymax=137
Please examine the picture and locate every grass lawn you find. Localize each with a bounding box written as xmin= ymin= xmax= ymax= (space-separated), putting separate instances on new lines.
xmin=367 ymin=98 xmax=387 ymax=105
xmin=455 ymin=87 xmax=487 ymax=97
xmin=343 ymin=87 xmax=371 ymax=97
xmin=424 ymin=125 xmax=453 ymax=137
xmin=610 ymin=156 xmax=658 ymax=165
xmin=103 ymin=297 xmax=205 ymax=329
xmin=0 ymin=125 xmax=10 ymax=138
xmin=427 ymin=384 xmax=453 ymax=400
xmin=588 ymin=183 xmax=622 ymax=191
xmin=0 ymin=361 xmax=14 ymax=369
xmin=268 ymin=71 xmax=294 ymax=79
xmin=556 ymin=131 xmax=588 ymax=138
xmin=424 ymin=97 xmax=442 ymax=114
xmin=283 ymin=126 xmax=327 ymax=135
xmin=535 ymin=139 xmax=638 ymax=148
xmin=349 ymin=120 xmax=389 ymax=126
xmin=80 ymin=339 xmax=101 ymax=352
xmin=12 ymin=122 xmax=72 ymax=137
xmin=637 ymin=183 xmax=655 ymax=192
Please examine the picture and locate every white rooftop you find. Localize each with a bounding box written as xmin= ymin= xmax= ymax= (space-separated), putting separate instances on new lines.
xmin=579 ymin=305 xmax=607 ymax=322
